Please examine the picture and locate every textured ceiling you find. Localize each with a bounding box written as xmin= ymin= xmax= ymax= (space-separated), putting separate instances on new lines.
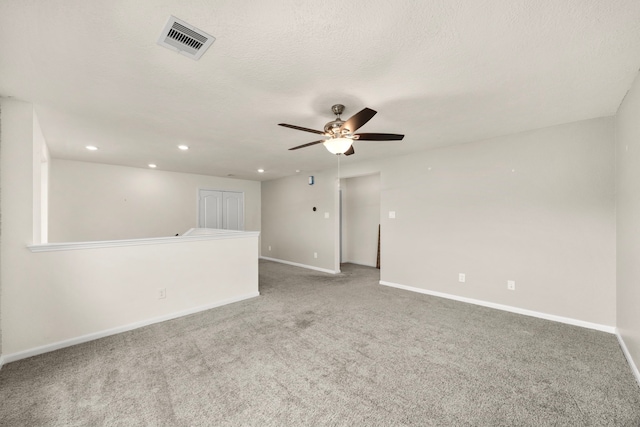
xmin=1 ymin=0 xmax=640 ymax=180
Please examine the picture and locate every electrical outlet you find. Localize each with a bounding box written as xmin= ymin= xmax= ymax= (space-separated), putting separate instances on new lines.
xmin=324 ymin=212 xmax=330 ymax=219
xmin=158 ymin=288 xmax=166 ymax=299
xmin=459 ymin=273 xmax=465 ymax=283
xmin=268 ymin=245 xmax=271 ymax=251
xmin=507 ymin=280 xmax=515 ymax=291
xmin=389 ymin=211 xmax=396 ymax=219
xmin=314 ymin=252 xmax=318 ymax=259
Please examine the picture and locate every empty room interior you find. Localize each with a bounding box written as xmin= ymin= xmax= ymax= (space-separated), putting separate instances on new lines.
xmin=1 ymin=1 xmax=640 ymax=425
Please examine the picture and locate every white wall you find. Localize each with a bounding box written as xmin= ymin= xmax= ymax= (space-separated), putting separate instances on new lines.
xmin=32 ymin=116 xmax=48 ymax=244
xmin=262 ymin=117 xmax=617 ymax=327
xmin=342 ymin=174 xmax=380 ymax=267
xmin=381 ymin=118 xmax=616 ymax=326
xmin=0 ymin=102 xmax=3 ymax=358
xmin=615 ymin=71 xmax=640 ymax=381
xmin=261 ymin=170 xmax=336 ymax=271
xmin=49 ymin=159 xmax=261 ymax=242
xmin=5 ymin=236 xmax=258 ymax=357
xmin=1 ymin=99 xmax=39 ymax=360
xmin=0 ymin=99 xmax=260 ymax=358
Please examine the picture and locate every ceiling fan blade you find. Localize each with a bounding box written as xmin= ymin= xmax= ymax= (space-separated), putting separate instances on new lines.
xmin=344 ymin=145 xmax=355 ymax=156
xmin=288 ymin=140 xmax=325 ymax=150
xmin=278 ymin=123 xmax=326 ymax=135
xmin=340 ymin=108 xmax=377 ymax=133
xmin=355 ymin=133 xmax=405 ymax=141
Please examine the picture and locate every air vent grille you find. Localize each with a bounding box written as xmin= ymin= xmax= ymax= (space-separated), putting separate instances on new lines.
xmin=157 ymin=16 xmax=215 ymax=60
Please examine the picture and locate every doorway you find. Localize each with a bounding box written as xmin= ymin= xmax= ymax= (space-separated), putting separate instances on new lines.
xmin=198 ymin=189 xmax=245 ymax=230
xmin=340 ymin=174 xmax=381 ymax=268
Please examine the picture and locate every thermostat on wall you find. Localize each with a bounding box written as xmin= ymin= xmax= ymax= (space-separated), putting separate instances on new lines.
xmin=309 ymin=176 xmax=314 ymax=185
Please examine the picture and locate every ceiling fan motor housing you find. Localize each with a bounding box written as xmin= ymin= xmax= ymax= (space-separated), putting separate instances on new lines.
xmin=325 ymin=104 xmax=350 ymax=137
xmin=324 ymin=119 xmax=347 ymax=136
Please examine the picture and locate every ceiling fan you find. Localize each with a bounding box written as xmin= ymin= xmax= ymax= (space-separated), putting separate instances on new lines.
xmin=278 ymin=104 xmax=404 ymax=156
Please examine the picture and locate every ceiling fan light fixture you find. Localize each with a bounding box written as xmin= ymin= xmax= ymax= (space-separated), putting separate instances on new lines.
xmin=323 ymin=137 xmax=353 ymax=154
xmin=281 ymin=105 xmax=404 ymax=155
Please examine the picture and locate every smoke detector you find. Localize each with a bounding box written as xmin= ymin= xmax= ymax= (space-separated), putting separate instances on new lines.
xmin=157 ymin=16 xmax=215 ymax=60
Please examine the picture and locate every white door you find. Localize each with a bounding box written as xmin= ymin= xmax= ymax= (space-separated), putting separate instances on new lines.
xmin=198 ymin=189 xmax=244 ymax=230
xmin=198 ymin=190 xmax=223 ymax=228
xmin=223 ymin=191 xmax=244 ymax=230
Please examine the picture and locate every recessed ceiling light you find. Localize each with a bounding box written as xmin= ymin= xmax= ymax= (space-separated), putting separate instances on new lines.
xmin=178 ymin=145 xmax=189 ymax=150
xmin=148 ymin=164 xmax=157 ymax=168
xmin=258 ymin=169 xmax=265 ymax=173
xmin=86 ymin=145 xmax=98 ymax=151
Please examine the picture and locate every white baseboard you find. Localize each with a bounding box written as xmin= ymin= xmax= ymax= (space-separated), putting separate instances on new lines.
xmin=616 ymin=330 xmax=640 ymax=388
xmin=342 ymin=261 xmax=377 ymax=268
xmin=1 ymin=292 xmax=260 ymax=365
xmin=260 ymin=256 xmax=338 ymax=274
xmin=0 ymin=355 xmax=5 ymax=371
xmin=379 ymin=280 xmax=616 ymax=334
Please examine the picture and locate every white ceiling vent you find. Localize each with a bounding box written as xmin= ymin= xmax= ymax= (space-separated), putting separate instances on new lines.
xmin=157 ymin=16 xmax=215 ymax=60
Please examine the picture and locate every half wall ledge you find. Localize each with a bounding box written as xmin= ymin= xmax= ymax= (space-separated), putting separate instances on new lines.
xmin=28 ymin=228 xmax=260 ymax=252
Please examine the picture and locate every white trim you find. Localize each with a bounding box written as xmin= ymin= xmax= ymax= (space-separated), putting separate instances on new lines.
xmin=28 ymin=229 xmax=260 ymax=252
xmin=260 ymin=256 xmax=339 ymax=274
xmin=344 ymin=261 xmax=378 ymax=268
xmin=379 ymin=280 xmax=616 ymax=334
xmin=1 ymin=292 xmax=259 ymax=365
xmin=0 ymin=355 xmax=5 ymax=371
xmin=616 ymin=330 xmax=640 ymax=388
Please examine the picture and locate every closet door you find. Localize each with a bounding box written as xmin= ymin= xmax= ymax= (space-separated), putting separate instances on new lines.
xmin=222 ymin=191 xmax=244 ymax=230
xmin=198 ymin=190 xmax=244 ymax=230
xmin=198 ymin=190 xmax=223 ymax=228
